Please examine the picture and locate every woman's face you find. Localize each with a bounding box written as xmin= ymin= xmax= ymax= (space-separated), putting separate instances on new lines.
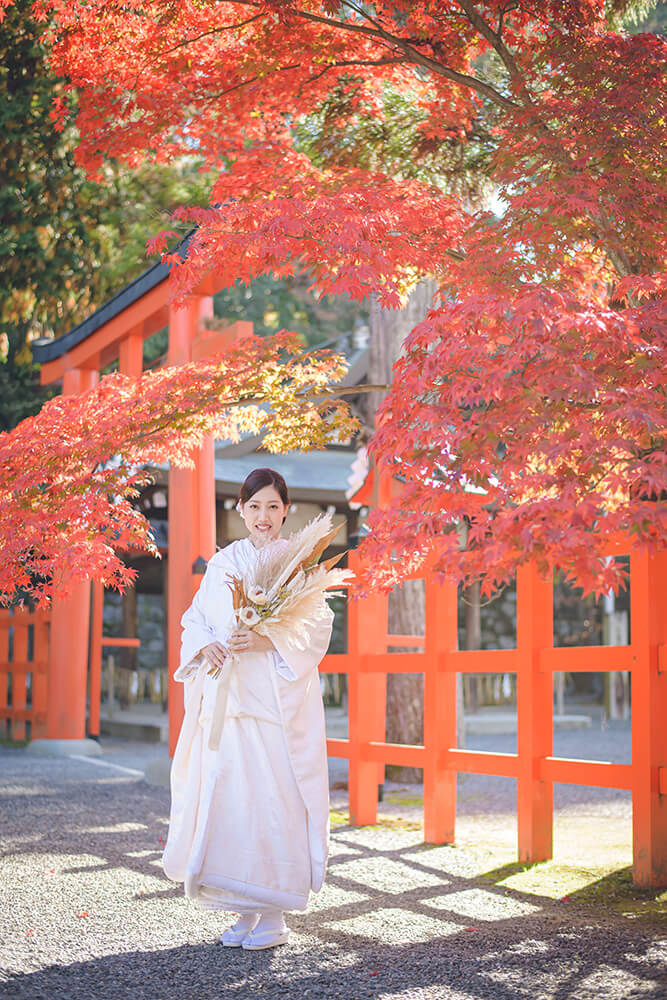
xmin=239 ymin=485 xmax=289 ymax=547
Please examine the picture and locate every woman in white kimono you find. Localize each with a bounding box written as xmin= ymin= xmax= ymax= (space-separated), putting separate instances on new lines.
xmin=162 ymin=468 xmax=333 ymax=950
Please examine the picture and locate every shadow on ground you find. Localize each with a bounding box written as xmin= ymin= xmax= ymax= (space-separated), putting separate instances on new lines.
xmin=0 ymin=751 xmax=665 ymax=1000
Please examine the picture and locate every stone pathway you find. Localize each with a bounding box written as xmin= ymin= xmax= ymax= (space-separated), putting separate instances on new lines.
xmin=0 ymin=742 xmax=665 ymax=1000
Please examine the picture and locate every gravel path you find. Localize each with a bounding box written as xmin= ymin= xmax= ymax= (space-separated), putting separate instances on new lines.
xmin=1 ymin=742 xmax=665 ymax=1000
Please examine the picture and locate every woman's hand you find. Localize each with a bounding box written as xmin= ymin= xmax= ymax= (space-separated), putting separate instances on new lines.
xmin=202 ymin=641 xmax=228 ymax=676
xmin=228 ymin=628 xmax=275 ymax=654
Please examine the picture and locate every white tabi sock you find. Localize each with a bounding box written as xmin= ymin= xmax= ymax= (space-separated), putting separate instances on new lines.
xmin=253 ymin=910 xmax=287 ymax=934
xmin=219 ymin=912 xmax=260 ymax=947
xmin=230 ymin=912 xmax=261 ymax=934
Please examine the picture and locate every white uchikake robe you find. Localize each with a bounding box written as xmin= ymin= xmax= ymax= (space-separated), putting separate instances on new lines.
xmin=162 ymin=538 xmax=333 ymax=913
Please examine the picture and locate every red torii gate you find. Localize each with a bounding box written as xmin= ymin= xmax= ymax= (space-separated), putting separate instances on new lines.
xmin=29 ymin=267 xmax=242 ymax=755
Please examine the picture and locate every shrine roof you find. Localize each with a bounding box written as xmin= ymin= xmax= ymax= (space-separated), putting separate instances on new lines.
xmin=212 ymin=447 xmax=359 ymax=503
xmin=31 ymin=232 xmax=193 ymax=365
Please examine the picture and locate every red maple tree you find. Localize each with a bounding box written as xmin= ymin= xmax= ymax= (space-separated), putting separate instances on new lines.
xmin=4 ymin=1 xmax=666 ymax=597
xmin=0 ymin=333 xmax=357 ymax=604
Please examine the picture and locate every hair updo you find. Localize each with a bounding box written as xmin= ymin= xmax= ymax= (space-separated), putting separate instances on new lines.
xmin=238 ymin=468 xmax=290 ymax=508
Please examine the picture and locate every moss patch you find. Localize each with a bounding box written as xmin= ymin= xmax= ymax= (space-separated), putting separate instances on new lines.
xmin=481 ymin=859 xmax=667 ymax=923
xmin=0 ymin=737 xmax=29 ymax=748
xmin=385 ymin=792 xmax=424 ymax=808
xmin=329 ymin=808 xmax=422 ymax=833
xmin=329 ymin=809 xmax=351 ymax=828
xmin=571 ymin=867 xmax=667 ymax=921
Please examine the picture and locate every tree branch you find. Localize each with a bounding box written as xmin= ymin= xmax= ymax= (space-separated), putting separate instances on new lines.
xmin=202 ymin=63 xmax=301 ymax=106
xmin=160 ymin=13 xmax=265 ymax=57
xmin=214 ymin=1 xmax=520 ymax=112
xmin=456 ymin=0 xmax=524 ymax=85
xmin=288 ymin=4 xmax=519 ymax=111
xmin=295 ymin=55 xmax=405 ymax=95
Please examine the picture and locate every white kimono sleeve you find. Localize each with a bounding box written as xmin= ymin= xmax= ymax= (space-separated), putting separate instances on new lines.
xmin=271 ymin=604 xmax=335 ymax=682
xmin=174 ymin=570 xmax=217 ymax=682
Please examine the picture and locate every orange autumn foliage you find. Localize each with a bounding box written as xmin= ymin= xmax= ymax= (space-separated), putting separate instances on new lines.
xmin=0 ymin=332 xmax=356 ymax=604
xmin=1 ymin=1 xmax=664 ymax=597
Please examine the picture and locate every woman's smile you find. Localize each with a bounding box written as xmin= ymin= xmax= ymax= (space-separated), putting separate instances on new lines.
xmin=239 ymin=484 xmax=290 ymax=547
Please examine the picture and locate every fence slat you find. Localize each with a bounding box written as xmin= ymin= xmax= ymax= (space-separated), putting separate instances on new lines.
xmin=629 ymin=547 xmax=667 ymax=887
xmin=0 ymin=708 xmax=47 ymax=723
xmin=540 ymin=645 xmax=634 ymax=672
xmin=12 ymin=622 xmax=28 ymax=740
xmin=0 ymin=661 xmax=48 ymax=674
xmin=359 ymin=651 xmax=426 ymax=673
xmin=442 ymin=748 xmax=519 ymax=778
xmin=0 ymin=608 xmax=51 ymax=740
xmin=360 ymin=741 xmax=426 ymax=767
xmin=423 ymin=575 xmax=458 ymax=844
xmin=539 ymin=757 xmax=633 ymax=790
xmin=347 ymin=557 xmax=387 ymax=827
xmin=439 ymin=648 xmax=519 ymax=674
xmin=0 ymin=617 xmax=9 ymax=737
xmin=516 ymin=564 xmax=554 ymax=864
xmin=31 ymin=614 xmax=49 ymax=739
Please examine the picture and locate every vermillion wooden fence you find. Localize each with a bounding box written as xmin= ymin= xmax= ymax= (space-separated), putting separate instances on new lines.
xmin=321 ymin=544 xmax=667 ymax=888
xmin=2 ymin=543 xmax=665 ymax=886
xmin=0 ymin=607 xmax=50 ymax=741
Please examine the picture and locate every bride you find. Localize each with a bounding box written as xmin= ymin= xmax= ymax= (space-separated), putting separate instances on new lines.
xmin=162 ymin=468 xmax=334 ymax=950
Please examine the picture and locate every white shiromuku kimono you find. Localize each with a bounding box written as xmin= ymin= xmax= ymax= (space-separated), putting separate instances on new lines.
xmin=162 ymin=537 xmax=334 ymax=913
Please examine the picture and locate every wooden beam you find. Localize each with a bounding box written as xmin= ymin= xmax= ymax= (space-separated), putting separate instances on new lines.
xmin=40 ymin=282 xmax=173 ymax=384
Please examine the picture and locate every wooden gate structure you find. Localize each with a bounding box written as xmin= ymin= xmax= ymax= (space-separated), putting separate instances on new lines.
xmin=8 ymin=259 xmax=663 ymax=888
xmin=320 ymin=538 xmax=667 ymax=888
xmin=29 ymin=257 xmax=235 ymax=751
xmin=0 ymin=606 xmax=50 ymax=741
xmin=3 ymin=524 xmax=665 ymax=885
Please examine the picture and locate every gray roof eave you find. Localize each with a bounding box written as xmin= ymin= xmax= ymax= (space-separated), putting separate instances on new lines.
xmin=31 ymin=231 xmax=195 ymax=365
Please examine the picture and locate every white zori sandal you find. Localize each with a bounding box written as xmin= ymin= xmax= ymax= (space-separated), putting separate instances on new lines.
xmin=220 ymin=913 xmax=260 ymax=947
xmin=241 ymin=910 xmax=289 ymax=950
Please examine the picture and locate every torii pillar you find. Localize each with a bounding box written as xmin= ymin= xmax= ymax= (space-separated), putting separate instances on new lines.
xmin=28 ymin=365 xmax=102 ymax=756
xmin=166 ymin=295 xmax=216 ymax=755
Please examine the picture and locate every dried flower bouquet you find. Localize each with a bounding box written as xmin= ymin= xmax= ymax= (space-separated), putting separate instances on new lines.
xmin=207 ymin=512 xmax=351 ymax=678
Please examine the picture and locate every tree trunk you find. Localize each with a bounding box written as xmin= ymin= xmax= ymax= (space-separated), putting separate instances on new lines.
xmin=367 ymin=281 xmax=466 ymax=779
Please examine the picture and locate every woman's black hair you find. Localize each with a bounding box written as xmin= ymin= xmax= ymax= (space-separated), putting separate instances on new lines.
xmin=238 ymin=468 xmax=290 ymax=508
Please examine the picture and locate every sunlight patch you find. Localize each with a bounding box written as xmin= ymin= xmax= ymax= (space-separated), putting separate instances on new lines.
xmin=574 ymin=966 xmax=662 ymax=997
xmin=334 ymin=857 xmax=447 ymax=894
xmin=336 ymin=827 xmax=422 ymax=851
xmin=424 ymin=888 xmax=540 ymax=921
xmin=82 ymin=822 xmax=147 ymax=833
xmin=324 ymin=907 xmax=459 ymax=944
xmin=306 ymin=883 xmax=368 ymax=912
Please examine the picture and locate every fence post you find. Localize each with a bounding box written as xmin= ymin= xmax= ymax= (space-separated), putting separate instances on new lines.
xmin=516 ymin=562 xmax=554 ymax=862
xmin=88 ymin=582 xmax=104 ymax=738
xmin=347 ymin=557 xmax=388 ymax=826
xmin=423 ymin=574 xmax=458 ymax=843
xmin=32 ymin=612 xmax=49 ymax=739
xmin=630 ymin=546 xmax=667 ymax=887
xmin=12 ymin=616 xmax=28 ymax=741
xmin=0 ymin=611 xmax=9 ymax=738
xmin=166 ymin=296 xmax=216 ymax=757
